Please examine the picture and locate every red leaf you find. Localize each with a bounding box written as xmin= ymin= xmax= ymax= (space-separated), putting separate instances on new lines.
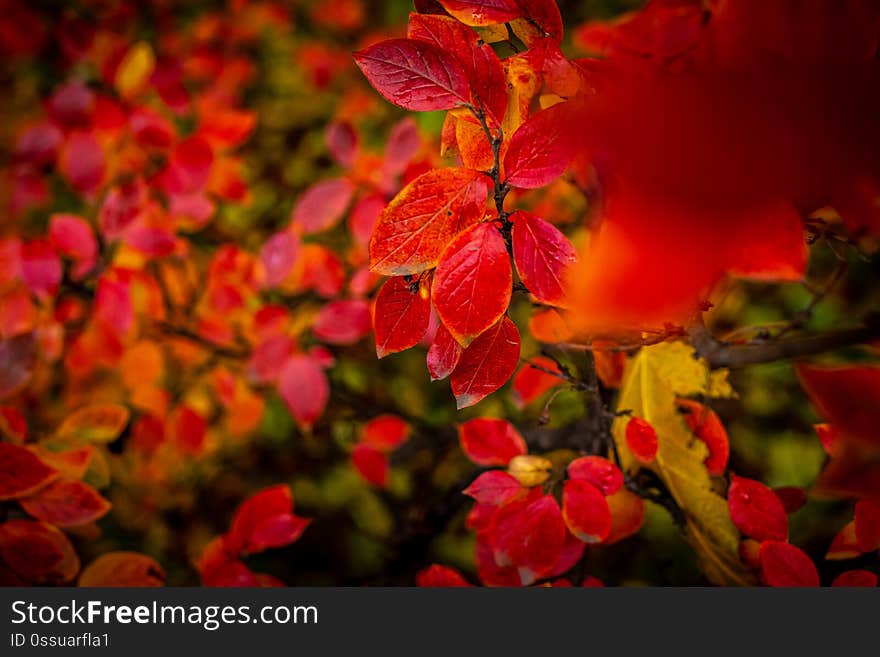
xmin=510 ymin=210 xmax=577 ymax=306
xmin=163 ymin=135 xmax=213 ymax=194
xmin=351 ymin=443 xmax=390 ymax=488
xmin=373 ymin=276 xmax=431 ymax=358
xmin=814 ymin=423 xmax=841 ymax=456
xmin=854 ymin=498 xmax=880 ymax=552
xmin=518 ymin=0 xmax=564 ymax=42
xmin=227 ymin=485 xmax=308 ymax=556
xmin=728 ymin=475 xmax=789 ymax=542
xmin=19 ymin=479 xmax=111 ymax=527
xmin=325 ymin=121 xmax=358 ymax=168
xmin=562 ymin=479 xmax=612 ymax=544
xmin=827 ymin=522 xmax=861 ymax=560
xmin=426 ymin=322 xmax=463 ymax=381
xmin=79 ymin=551 xmax=165 ymax=587
xmin=432 ymin=222 xmax=511 ymax=346
xmin=290 ymin=178 xmax=354 ymax=235
xmin=0 ymin=334 xmax=36 ymax=400
xmin=463 ymin=470 xmax=523 ymax=505
xmin=169 ymin=405 xmax=206 ymax=455
xmin=436 ymin=0 xmax=522 ymax=25
xmin=759 ymin=541 xmax=819 ymax=587
xmin=21 ymin=239 xmax=62 ymax=298
xmin=48 ymin=214 xmax=97 ymax=262
xmin=60 ymin=131 xmax=104 ymax=194
xmin=797 ymin=364 xmax=880 ymax=448
xmin=47 ymin=80 xmax=94 ymax=129
xmin=369 ymin=168 xmax=489 ymax=276
xmin=0 ymin=519 xmax=80 ymax=584
xmin=416 ymin=564 xmax=472 ymax=587
xmin=567 ymin=456 xmax=624 ymax=496
xmin=451 ymin=316 xmax=520 ymax=408
xmin=625 ymin=417 xmax=658 ymax=463
xmin=831 ymin=570 xmax=878 ymax=588
xmin=605 ymin=488 xmax=645 ymax=544
xmin=362 ymin=415 xmax=410 ymax=452
xmin=408 ymin=14 xmax=506 ymax=124
xmin=382 ymin=118 xmax=421 ymax=178
xmin=773 ymin=486 xmax=807 ymax=515
xmin=0 ymin=406 xmax=27 ymax=442
xmin=354 ymin=38 xmax=470 ymax=111
xmin=676 ymin=399 xmax=730 ymax=475
xmin=349 ymin=194 xmax=385 ymax=249
xmin=503 ymin=103 xmax=573 ymax=189
xmin=739 ymin=539 xmax=762 ymax=571
xmin=259 ymin=230 xmax=300 ymax=288
xmin=459 ymin=417 xmax=527 ymax=467
xmin=0 ymin=442 xmax=58 ymax=500
xmin=246 ymin=514 xmax=310 ymax=556
xmin=313 ymin=299 xmax=371 ymax=345
xmin=511 ymin=356 xmax=562 ymax=409
xmin=493 ymin=494 xmax=565 ymax=585
xmin=278 ymin=354 xmax=329 ymax=428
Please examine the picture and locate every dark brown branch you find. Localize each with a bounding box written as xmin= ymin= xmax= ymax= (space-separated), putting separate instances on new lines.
xmin=689 ymin=320 xmax=880 ymax=369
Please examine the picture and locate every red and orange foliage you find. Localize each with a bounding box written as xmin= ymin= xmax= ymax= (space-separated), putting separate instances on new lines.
xmin=0 ymin=0 xmax=878 ymax=587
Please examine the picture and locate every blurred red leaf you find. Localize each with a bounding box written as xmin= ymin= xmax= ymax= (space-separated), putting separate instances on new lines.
xmin=605 ymin=488 xmax=645 ymax=544
xmin=676 ymin=399 xmax=730 ymax=476
xmin=798 ymin=364 xmax=880 ymax=448
xmin=0 ymin=442 xmax=58 ymax=500
xmin=290 ymin=178 xmax=354 ymax=235
xmin=79 ymin=551 xmax=165 ymax=587
xmin=351 ymin=443 xmax=390 ymax=488
xmin=313 ymin=299 xmax=371 ymax=345
xmin=854 ymin=498 xmax=880 ymax=552
xmin=416 ymin=564 xmax=472 ymax=586
xmin=228 ymin=485 xmax=309 ymax=556
xmin=567 ymin=456 xmax=623 ymax=496
xmin=511 ymin=356 xmax=562 ymax=409
xmin=826 ymin=521 xmax=862 ymax=560
xmin=49 ymin=214 xmax=97 ymax=263
xmin=0 ymin=519 xmax=80 ymax=584
xmin=19 ymin=479 xmax=111 ymax=528
xmin=278 ymin=354 xmax=329 ymax=428
xmin=458 ymin=417 xmax=527 ymax=467
xmin=259 ymin=230 xmax=300 ymax=288
xmin=773 ymin=487 xmax=807 ymax=515
xmin=493 ymin=494 xmax=565 ymax=585
xmin=463 ymin=470 xmax=523 ymax=506
xmin=759 ymin=541 xmax=819 ymax=587
xmin=728 ymin=475 xmax=789 ymax=542
xmin=21 ymin=239 xmax=62 ymax=298
xmin=562 ymin=479 xmax=611 ymax=544
xmin=625 ymin=417 xmax=658 ymax=463
xmin=325 ymin=121 xmax=358 ymax=168
xmin=362 ymin=415 xmax=410 ymax=452
xmin=831 ymin=570 xmax=878 ymax=588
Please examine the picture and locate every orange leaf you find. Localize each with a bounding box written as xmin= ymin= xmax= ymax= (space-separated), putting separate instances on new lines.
xmin=369 ymin=168 xmax=489 ymax=276
xmin=78 ymin=551 xmax=165 ymax=587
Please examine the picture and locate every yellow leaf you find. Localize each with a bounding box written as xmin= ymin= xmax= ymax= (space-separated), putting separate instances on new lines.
xmin=613 ymin=341 xmax=755 ymax=585
xmin=56 ymin=404 xmax=130 ymax=444
xmin=115 ymin=42 xmax=155 ymax=99
xmin=507 ymin=454 xmax=552 ymax=487
xmin=503 ymin=55 xmax=540 ymax=138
